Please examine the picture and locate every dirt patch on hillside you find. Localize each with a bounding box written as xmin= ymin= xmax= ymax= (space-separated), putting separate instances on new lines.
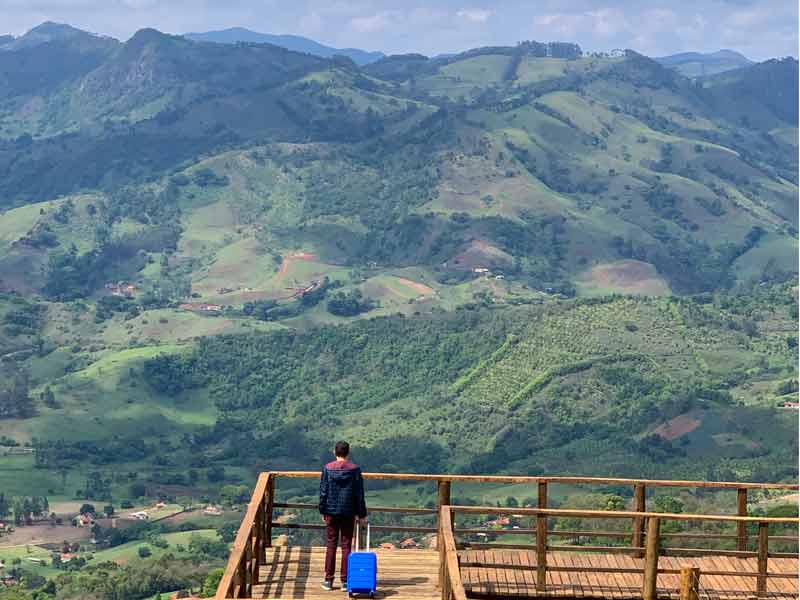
xmin=653 ymin=413 xmax=702 ymax=441
xmin=394 ymin=278 xmax=434 ymax=295
xmin=275 ymin=252 xmax=318 ymax=283
xmin=581 ymin=260 xmax=670 ymax=296
xmin=0 ymin=524 xmax=89 ymax=548
xmin=450 ymin=240 xmax=512 ymax=270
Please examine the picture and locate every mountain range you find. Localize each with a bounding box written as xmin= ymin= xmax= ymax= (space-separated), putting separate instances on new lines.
xmin=655 ymin=49 xmax=753 ymax=78
xmin=0 ymin=22 xmax=796 ymax=503
xmin=3 ymin=22 xmax=758 ymax=76
xmin=183 ymin=27 xmax=385 ymax=65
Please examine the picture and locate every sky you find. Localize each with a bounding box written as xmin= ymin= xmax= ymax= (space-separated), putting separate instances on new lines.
xmin=1 ymin=0 xmax=797 ymax=61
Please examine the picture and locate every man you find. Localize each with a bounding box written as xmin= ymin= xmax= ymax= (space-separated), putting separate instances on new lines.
xmin=319 ymin=441 xmax=368 ymax=591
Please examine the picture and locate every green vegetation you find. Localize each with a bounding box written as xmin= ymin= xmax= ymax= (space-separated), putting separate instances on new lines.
xmin=0 ymin=22 xmax=796 ymax=600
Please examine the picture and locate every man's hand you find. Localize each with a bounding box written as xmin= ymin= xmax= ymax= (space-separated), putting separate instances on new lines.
xmin=358 ymin=516 xmax=368 ymax=525
xmin=322 ymin=514 xmax=331 ymax=524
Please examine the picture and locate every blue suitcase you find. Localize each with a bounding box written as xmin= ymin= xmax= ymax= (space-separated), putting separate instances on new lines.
xmin=347 ymin=522 xmax=377 ymax=598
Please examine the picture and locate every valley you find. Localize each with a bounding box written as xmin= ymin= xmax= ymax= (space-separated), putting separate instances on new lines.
xmin=0 ymin=20 xmax=796 ymax=600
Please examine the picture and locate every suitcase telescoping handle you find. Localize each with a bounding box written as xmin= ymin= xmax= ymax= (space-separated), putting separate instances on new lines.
xmin=354 ymin=520 xmax=370 ymax=552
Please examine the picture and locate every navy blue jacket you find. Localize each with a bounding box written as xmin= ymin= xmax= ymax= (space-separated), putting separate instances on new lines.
xmin=319 ymin=460 xmax=368 ymax=518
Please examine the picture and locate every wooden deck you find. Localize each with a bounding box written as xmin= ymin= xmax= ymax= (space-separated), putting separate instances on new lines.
xmin=216 ymin=472 xmax=799 ymax=600
xmin=246 ymin=547 xmax=798 ymax=600
xmin=460 ymin=549 xmax=800 ymax=599
xmin=252 ymin=546 xmax=440 ymax=600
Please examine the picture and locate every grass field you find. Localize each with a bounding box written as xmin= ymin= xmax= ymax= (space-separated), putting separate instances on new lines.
xmin=576 ymin=260 xmax=671 ymax=297
xmin=0 ymin=544 xmax=58 ymax=578
xmin=90 ymin=529 xmax=219 ymax=565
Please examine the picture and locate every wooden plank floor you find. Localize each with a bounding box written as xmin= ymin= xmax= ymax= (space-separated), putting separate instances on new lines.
xmin=460 ymin=550 xmax=799 ymax=599
xmin=252 ymin=546 xmax=440 ymax=600
xmin=249 ymin=547 xmax=798 ymax=600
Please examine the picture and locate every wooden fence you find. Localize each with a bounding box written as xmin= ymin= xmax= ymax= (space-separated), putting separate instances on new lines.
xmin=215 ymin=471 xmax=798 ymax=599
xmin=445 ymin=504 xmax=799 ymax=599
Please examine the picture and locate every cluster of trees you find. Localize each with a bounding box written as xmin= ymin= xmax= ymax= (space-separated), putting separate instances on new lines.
xmin=0 ymin=494 xmax=50 ymax=526
xmin=327 ymin=289 xmax=376 ymax=317
xmin=0 ymin=372 xmax=34 ymax=419
xmin=2 ymin=301 xmax=43 ymax=337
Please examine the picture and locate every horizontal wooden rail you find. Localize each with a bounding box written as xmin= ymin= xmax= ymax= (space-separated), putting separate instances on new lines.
xmin=274 ymin=522 xmax=438 ymax=533
xmin=458 ymin=561 xmax=800 ymax=579
xmin=273 ymin=501 xmax=436 ymax=514
xmin=267 ymin=470 xmax=798 ymax=490
xmin=459 ymin=528 xmax=800 ymax=541
xmin=448 ymin=505 xmax=800 ymax=524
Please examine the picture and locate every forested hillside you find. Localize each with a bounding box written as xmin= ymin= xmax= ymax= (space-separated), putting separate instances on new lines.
xmin=0 ymin=21 xmax=796 ymax=600
xmin=0 ymin=23 xmax=796 ymax=498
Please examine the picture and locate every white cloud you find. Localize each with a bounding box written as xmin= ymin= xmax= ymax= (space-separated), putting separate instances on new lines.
xmin=456 ymin=8 xmax=493 ymax=23
xmin=299 ymin=11 xmax=323 ymax=35
xmin=349 ymin=10 xmax=397 ymax=33
xmin=533 ymin=9 xmax=629 ymax=39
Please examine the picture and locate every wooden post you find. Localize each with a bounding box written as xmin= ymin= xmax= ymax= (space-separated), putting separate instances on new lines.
xmin=536 ymin=481 xmax=547 ymax=591
xmin=236 ymin=542 xmax=249 ymax=598
xmin=437 ymin=480 xmax=452 ymax=510
xmin=737 ymin=488 xmax=748 ymax=551
xmin=679 ymin=566 xmax=700 ymax=600
xmin=251 ymin=503 xmax=262 ymax=588
xmin=642 ymin=517 xmax=661 ymax=600
xmin=756 ymin=521 xmax=769 ymax=597
xmin=437 ymin=480 xmax=451 ymax=591
xmin=437 ymin=479 xmax=452 ymax=530
xmin=264 ymin=474 xmax=275 ymax=549
xmin=632 ymin=483 xmax=646 ymax=557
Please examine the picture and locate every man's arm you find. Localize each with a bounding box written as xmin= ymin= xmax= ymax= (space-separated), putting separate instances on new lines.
xmin=319 ymin=467 xmax=328 ymax=514
xmin=354 ymin=468 xmax=368 ymax=520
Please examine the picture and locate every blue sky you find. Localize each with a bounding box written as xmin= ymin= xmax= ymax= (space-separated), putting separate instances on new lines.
xmin=2 ymin=0 xmax=797 ymax=60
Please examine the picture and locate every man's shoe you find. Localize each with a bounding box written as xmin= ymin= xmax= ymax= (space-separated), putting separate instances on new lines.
xmin=321 ymin=581 xmax=334 ymax=591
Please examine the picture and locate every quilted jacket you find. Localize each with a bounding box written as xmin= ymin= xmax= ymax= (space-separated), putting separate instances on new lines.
xmin=319 ymin=459 xmax=368 ymax=518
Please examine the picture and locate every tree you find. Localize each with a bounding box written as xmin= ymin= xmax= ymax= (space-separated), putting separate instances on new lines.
xmin=207 ymin=466 xmax=225 ymax=483
xmin=129 ymin=482 xmax=147 ymax=498
xmin=0 ymin=372 xmax=34 ymax=419
xmin=41 ymin=386 xmax=57 ymax=408
xmin=217 ymin=522 xmax=238 ymax=544
xmin=327 ymin=289 xmax=376 ymax=317
xmin=203 ymin=568 xmax=225 ymax=597
xmin=84 ymin=471 xmax=111 ymax=500
xmin=138 ymin=545 xmax=151 ymax=558
xmin=654 ymin=496 xmax=684 ymax=514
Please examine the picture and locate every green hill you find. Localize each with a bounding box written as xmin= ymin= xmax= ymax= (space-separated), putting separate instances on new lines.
xmin=183 ymin=27 xmax=385 ymax=65
xmin=655 ymin=50 xmax=752 ymax=78
xmin=0 ymin=25 xmax=796 ymax=502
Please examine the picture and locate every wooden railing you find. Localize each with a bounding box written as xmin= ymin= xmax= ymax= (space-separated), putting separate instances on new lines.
xmin=448 ymin=505 xmax=799 ymax=599
xmin=216 ymin=471 xmax=798 ymax=599
xmin=440 ymin=505 xmax=468 ymax=600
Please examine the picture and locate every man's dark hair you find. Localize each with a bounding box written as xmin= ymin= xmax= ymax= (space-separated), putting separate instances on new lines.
xmin=334 ymin=441 xmax=350 ymax=458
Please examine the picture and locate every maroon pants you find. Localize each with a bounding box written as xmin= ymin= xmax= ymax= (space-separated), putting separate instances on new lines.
xmin=324 ymin=515 xmax=355 ymax=582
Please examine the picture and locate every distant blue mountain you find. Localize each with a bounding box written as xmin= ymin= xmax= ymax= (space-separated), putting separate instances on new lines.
xmin=655 ymin=49 xmax=752 ymax=78
xmin=183 ymin=27 xmax=384 ymax=65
